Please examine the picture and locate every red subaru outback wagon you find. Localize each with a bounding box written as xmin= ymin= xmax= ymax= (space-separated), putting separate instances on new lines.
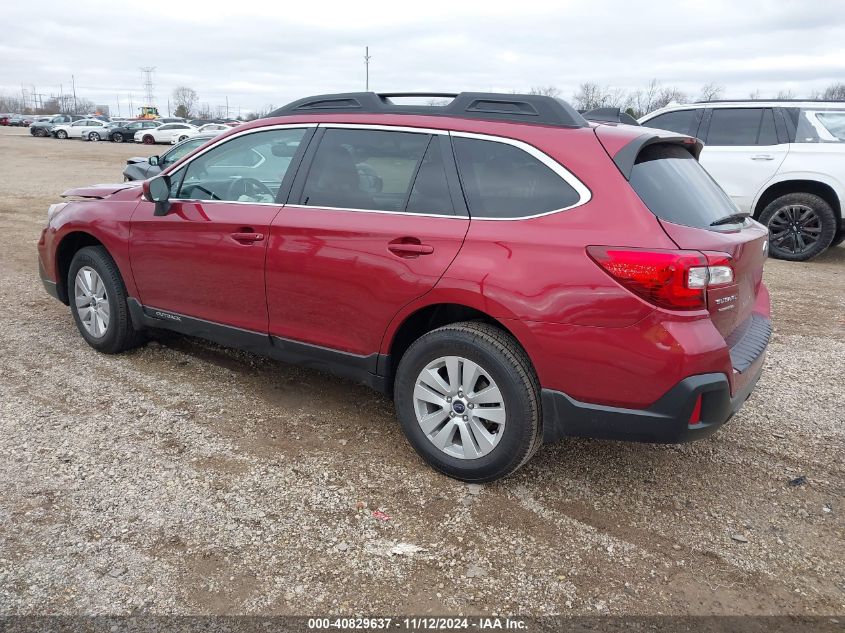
xmin=37 ymin=92 xmax=771 ymax=482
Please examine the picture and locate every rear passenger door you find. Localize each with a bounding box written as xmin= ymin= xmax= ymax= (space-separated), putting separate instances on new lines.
xmin=698 ymin=107 xmax=788 ymax=212
xmin=266 ymin=126 xmax=469 ymax=357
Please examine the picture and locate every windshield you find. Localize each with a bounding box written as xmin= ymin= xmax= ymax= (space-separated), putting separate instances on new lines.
xmin=795 ymin=108 xmax=845 ymax=143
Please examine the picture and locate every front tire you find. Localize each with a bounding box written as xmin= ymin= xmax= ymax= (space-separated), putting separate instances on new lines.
xmin=394 ymin=321 xmax=542 ymax=482
xmin=68 ymin=246 xmax=145 ymax=354
xmin=142 ymin=135 xmax=155 ymax=145
xmin=89 ymin=131 xmax=101 ymax=142
xmin=55 ymin=130 xmax=68 ymax=139
xmin=112 ymin=132 xmax=124 ymax=143
xmin=759 ymin=193 xmax=836 ymax=261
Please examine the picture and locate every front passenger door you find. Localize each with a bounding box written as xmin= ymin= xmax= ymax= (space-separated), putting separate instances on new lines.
xmin=129 ymin=126 xmax=312 ymax=332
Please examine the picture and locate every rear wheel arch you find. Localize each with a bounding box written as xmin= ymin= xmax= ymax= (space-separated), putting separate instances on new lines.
xmin=754 ymin=179 xmax=842 ymax=231
xmin=385 ymin=303 xmax=532 ymax=388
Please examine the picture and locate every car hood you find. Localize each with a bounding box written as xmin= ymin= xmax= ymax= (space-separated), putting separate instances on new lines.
xmin=126 ymin=156 xmax=149 ymax=165
xmin=61 ymin=183 xmax=140 ymax=199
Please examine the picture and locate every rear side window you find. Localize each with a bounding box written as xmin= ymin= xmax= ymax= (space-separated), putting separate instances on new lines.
xmin=453 ymin=137 xmax=580 ymax=218
xmin=706 ymin=108 xmax=777 ymax=146
xmin=302 ymin=128 xmax=430 ymax=212
xmin=629 ymin=144 xmax=738 ymax=228
xmin=642 ymin=109 xmax=698 ymax=135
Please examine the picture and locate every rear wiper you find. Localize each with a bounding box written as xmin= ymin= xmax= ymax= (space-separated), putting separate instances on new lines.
xmin=710 ymin=212 xmax=750 ymax=226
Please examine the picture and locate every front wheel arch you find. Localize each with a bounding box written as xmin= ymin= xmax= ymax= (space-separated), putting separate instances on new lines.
xmin=54 ymin=232 xmax=109 ymax=304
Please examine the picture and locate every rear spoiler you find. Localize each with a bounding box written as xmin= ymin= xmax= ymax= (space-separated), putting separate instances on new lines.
xmin=594 ymin=127 xmax=704 ymax=180
xmin=582 ymin=107 xmax=641 ymax=126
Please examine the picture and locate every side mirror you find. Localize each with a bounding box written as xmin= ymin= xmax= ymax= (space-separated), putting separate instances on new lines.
xmin=148 ymin=155 xmax=160 ymax=166
xmin=143 ymin=175 xmax=172 ymax=216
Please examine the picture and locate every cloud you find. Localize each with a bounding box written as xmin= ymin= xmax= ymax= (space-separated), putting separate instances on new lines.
xmin=2 ymin=0 xmax=844 ymax=115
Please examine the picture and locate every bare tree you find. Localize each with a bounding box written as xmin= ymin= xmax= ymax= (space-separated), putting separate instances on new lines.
xmin=748 ymin=89 xmax=762 ymax=100
xmin=652 ymin=86 xmax=689 ymax=110
xmin=172 ymin=86 xmax=198 ymax=118
xmin=630 ymin=79 xmax=662 ymax=117
xmin=698 ymin=82 xmax=724 ymax=102
xmin=775 ymin=89 xmax=795 ymax=100
xmin=572 ymin=82 xmax=631 ymax=111
xmin=822 ymin=82 xmax=845 ymax=100
xmin=528 ymin=86 xmax=561 ymax=98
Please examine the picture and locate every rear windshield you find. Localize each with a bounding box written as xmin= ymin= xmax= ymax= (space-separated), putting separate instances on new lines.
xmin=629 ymin=144 xmax=738 ymax=228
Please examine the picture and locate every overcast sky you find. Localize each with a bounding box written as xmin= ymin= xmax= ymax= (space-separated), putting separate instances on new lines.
xmin=3 ymin=0 xmax=845 ymax=116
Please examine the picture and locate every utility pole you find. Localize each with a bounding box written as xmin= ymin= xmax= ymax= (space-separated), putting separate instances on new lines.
xmin=364 ymin=46 xmax=371 ymax=91
xmin=129 ymin=91 xmax=134 ymax=116
xmin=71 ymin=75 xmax=77 ymax=113
xmin=117 ymin=95 xmax=121 ymax=117
xmin=226 ymin=95 xmax=229 ymax=118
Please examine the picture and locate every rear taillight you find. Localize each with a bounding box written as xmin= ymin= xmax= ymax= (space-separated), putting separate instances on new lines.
xmin=586 ymin=247 xmax=734 ymax=311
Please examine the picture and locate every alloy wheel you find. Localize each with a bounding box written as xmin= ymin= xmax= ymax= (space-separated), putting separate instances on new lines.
xmin=74 ymin=266 xmax=110 ymax=338
xmin=768 ymin=204 xmax=822 ymax=255
xmin=89 ymin=132 xmax=100 ymax=142
xmin=113 ymin=133 xmax=123 ymax=143
xmin=413 ymin=356 xmax=506 ymax=460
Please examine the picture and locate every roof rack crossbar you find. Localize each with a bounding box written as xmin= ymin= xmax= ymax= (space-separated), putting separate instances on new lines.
xmin=265 ymin=92 xmax=589 ymax=128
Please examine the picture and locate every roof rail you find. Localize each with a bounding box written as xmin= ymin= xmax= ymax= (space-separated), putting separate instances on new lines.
xmin=692 ymin=98 xmax=845 ymax=104
xmin=265 ymin=92 xmax=589 ymax=128
xmin=581 ymin=107 xmax=640 ymax=126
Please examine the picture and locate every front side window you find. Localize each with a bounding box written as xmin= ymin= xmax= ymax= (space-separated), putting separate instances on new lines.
xmin=453 ymin=137 xmax=581 ymax=218
xmin=706 ymin=108 xmax=771 ymax=146
xmin=170 ymin=127 xmax=306 ymax=203
xmin=301 ymin=128 xmax=430 ymax=212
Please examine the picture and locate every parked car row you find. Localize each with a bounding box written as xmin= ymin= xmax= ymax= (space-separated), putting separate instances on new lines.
xmin=27 ymin=114 xmax=240 ymax=143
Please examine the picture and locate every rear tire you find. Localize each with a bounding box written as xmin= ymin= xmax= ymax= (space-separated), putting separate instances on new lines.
xmin=68 ymin=246 xmax=145 ymax=354
xmin=89 ymin=131 xmax=101 ymax=142
xmin=759 ymin=193 xmax=836 ymax=261
xmin=394 ymin=321 xmax=542 ymax=482
xmin=112 ymin=132 xmax=124 ymax=143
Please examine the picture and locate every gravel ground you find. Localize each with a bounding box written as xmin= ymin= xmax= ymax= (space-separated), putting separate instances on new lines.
xmin=0 ymin=126 xmax=843 ymax=616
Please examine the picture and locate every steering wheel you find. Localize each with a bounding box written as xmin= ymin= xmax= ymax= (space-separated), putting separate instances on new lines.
xmin=227 ymin=177 xmax=274 ymax=201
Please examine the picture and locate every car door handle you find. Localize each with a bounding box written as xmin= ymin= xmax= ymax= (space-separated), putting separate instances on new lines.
xmin=750 ymin=154 xmax=775 ymax=161
xmin=388 ymin=240 xmax=434 ymax=257
xmin=230 ymin=231 xmax=265 ymax=244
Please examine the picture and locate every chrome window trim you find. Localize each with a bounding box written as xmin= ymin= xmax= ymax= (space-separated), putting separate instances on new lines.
xmin=164 ymin=121 xmax=592 ymax=220
xmin=284 ymin=204 xmax=462 ymax=219
xmin=319 ymin=123 xmax=447 ymax=135
xmin=449 ymin=130 xmax=592 ymax=220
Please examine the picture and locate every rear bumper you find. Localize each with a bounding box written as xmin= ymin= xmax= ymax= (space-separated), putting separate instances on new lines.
xmin=542 ymin=360 xmax=764 ymax=444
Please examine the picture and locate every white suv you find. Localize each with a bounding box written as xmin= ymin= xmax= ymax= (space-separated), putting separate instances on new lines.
xmin=640 ymin=101 xmax=845 ymax=260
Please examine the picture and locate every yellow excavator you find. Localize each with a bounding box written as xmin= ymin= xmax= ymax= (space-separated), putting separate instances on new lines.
xmin=137 ymin=106 xmax=160 ymax=119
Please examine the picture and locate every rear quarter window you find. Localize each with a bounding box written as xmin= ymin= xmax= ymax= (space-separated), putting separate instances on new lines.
xmin=629 ymin=144 xmax=738 ymax=228
xmin=452 ymin=137 xmax=582 ymax=218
